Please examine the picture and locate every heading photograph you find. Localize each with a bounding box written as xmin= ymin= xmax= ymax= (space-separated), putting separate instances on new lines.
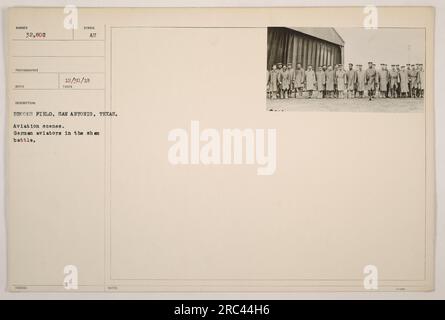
xmin=266 ymin=27 xmax=425 ymax=112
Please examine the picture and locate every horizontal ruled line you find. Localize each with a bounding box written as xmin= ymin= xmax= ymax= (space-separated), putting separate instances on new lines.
xmin=12 ymin=39 xmax=105 ymax=42
xmin=13 ymin=71 xmax=105 ymax=74
xmin=13 ymin=55 xmax=105 ymax=58
xmin=12 ymin=70 xmax=105 ymax=74
xmin=13 ymin=88 xmax=105 ymax=91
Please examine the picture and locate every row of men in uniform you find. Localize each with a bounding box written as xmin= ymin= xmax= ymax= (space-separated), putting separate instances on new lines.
xmin=267 ymin=62 xmax=425 ymax=100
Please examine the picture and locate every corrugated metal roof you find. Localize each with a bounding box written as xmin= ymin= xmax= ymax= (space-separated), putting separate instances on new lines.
xmin=288 ymin=27 xmax=345 ymax=46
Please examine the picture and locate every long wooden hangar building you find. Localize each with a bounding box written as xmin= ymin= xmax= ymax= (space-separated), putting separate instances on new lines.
xmin=267 ymin=27 xmax=345 ymax=70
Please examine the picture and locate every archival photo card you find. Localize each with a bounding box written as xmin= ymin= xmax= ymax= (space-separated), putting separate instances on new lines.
xmin=6 ymin=6 xmax=435 ymax=293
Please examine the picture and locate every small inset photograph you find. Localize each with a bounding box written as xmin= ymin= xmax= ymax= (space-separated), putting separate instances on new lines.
xmin=266 ymin=27 xmax=425 ymax=112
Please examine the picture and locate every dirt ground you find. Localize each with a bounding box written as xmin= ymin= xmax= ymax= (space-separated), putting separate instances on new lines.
xmin=266 ymin=96 xmax=424 ymax=113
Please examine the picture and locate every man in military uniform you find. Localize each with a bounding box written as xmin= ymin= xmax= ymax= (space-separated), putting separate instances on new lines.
xmin=304 ymin=65 xmax=316 ymax=98
xmin=399 ymin=65 xmax=409 ymax=98
xmin=346 ymin=63 xmax=356 ymax=99
xmin=372 ymin=63 xmax=382 ymax=98
xmin=316 ymin=66 xmax=326 ymax=99
xmin=268 ymin=64 xmax=279 ymax=99
xmin=373 ymin=63 xmax=379 ymax=97
xmin=276 ymin=62 xmax=283 ymax=98
xmin=294 ymin=63 xmax=305 ymax=97
xmin=377 ymin=63 xmax=389 ymax=99
xmin=356 ymin=64 xmax=366 ymax=98
xmin=406 ymin=64 xmax=412 ymax=97
xmin=325 ymin=65 xmax=335 ymax=98
xmin=365 ymin=61 xmax=377 ymax=101
xmin=389 ymin=65 xmax=399 ymax=98
xmin=417 ymin=64 xmax=424 ymax=98
xmin=287 ymin=62 xmax=295 ymax=98
xmin=279 ymin=64 xmax=291 ymax=99
xmin=321 ymin=65 xmax=327 ymax=97
xmin=396 ymin=64 xmax=401 ymax=97
xmin=335 ymin=64 xmax=346 ymax=99
xmin=333 ymin=64 xmax=339 ymax=98
xmin=409 ymin=64 xmax=418 ymax=98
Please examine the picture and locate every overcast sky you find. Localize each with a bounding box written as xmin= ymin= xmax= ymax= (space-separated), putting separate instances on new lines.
xmin=336 ymin=28 xmax=425 ymax=67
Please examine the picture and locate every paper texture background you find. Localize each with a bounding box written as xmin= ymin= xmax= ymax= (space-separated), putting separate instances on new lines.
xmin=6 ymin=7 xmax=435 ymax=292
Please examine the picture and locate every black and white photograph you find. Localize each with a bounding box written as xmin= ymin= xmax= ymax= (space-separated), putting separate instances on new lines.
xmin=267 ymin=27 xmax=425 ymax=112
